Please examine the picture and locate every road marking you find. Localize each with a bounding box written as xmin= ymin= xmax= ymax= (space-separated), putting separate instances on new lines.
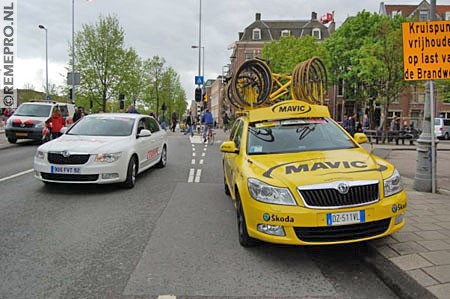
xmin=195 ymin=169 xmax=202 ymax=183
xmin=203 ymin=148 xmax=207 ymax=151
xmin=158 ymin=296 xmax=176 ymax=299
xmin=192 ymin=147 xmax=195 ymax=151
xmin=201 ymin=152 xmax=205 ymax=157
xmin=192 ymin=152 xmax=196 ymax=157
xmin=0 ymin=169 xmax=34 ymax=183
xmin=188 ymin=168 xmax=195 ymax=183
xmin=200 ymin=159 xmax=204 ymax=165
xmin=191 ymin=159 xmax=195 ymax=165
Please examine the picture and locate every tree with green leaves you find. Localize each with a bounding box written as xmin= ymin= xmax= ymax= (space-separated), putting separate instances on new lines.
xmin=262 ymin=35 xmax=328 ymax=74
xmin=72 ymin=15 xmax=141 ymax=111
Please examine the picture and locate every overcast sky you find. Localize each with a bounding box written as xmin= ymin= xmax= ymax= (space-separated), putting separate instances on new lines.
xmin=16 ymin=0 xmax=448 ymax=101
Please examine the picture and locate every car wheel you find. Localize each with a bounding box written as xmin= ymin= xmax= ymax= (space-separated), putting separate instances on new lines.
xmin=7 ymin=137 xmax=17 ymax=144
xmin=121 ymin=156 xmax=137 ymax=189
xmin=236 ymin=192 xmax=257 ymax=247
xmin=156 ymin=145 xmax=167 ymax=168
xmin=224 ymin=176 xmax=231 ymax=196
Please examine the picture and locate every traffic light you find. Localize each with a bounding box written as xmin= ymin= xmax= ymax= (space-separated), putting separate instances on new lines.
xmin=204 ymin=94 xmax=208 ymax=103
xmin=195 ymin=87 xmax=202 ymax=102
xmin=119 ymin=94 xmax=125 ymax=110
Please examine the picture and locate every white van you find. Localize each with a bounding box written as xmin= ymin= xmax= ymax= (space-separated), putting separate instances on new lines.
xmin=435 ymin=118 xmax=450 ymax=140
xmin=4 ymin=101 xmax=75 ymax=144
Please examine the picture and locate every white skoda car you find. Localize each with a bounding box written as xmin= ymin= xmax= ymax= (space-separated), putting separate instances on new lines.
xmin=34 ymin=113 xmax=167 ymax=188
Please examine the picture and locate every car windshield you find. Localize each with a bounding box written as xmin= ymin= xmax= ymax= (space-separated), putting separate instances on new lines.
xmin=66 ymin=116 xmax=135 ymax=136
xmin=14 ymin=104 xmax=52 ymax=117
xmin=247 ymin=118 xmax=356 ymax=155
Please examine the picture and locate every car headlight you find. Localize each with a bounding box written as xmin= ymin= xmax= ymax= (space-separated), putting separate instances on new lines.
xmin=34 ymin=121 xmax=45 ymax=128
xmin=5 ymin=118 xmax=13 ymax=128
xmin=384 ymin=169 xmax=403 ymax=197
xmin=95 ymin=152 xmax=121 ymax=163
xmin=248 ymin=178 xmax=296 ymax=205
xmin=35 ymin=150 xmax=45 ymax=160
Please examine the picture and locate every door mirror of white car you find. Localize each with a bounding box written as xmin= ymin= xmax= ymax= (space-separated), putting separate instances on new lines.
xmin=138 ymin=129 xmax=152 ymax=138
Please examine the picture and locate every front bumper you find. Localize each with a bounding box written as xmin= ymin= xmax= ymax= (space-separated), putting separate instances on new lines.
xmin=5 ymin=127 xmax=43 ymax=140
xmin=33 ymin=154 xmax=129 ymax=184
xmin=240 ymin=188 xmax=407 ymax=245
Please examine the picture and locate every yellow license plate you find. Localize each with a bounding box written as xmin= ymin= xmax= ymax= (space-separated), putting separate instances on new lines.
xmin=16 ymin=132 xmax=28 ymax=137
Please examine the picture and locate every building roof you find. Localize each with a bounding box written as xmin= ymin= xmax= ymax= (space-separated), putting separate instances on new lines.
xmin=380 ymin=0 xmax=450 ymax=20
xmin=239 ymin=13 xmax=331 ymax=42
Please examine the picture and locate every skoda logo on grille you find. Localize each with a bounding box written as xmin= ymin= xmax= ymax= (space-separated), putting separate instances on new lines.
xmin=61 ymin=150 xmax=70 ymax=158
xmin=337 ymin=182 xmax=350 ymax=194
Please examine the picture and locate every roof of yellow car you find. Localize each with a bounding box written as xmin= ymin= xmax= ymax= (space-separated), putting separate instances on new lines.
xmin=245 ymin=100 xmax=331 ymax=123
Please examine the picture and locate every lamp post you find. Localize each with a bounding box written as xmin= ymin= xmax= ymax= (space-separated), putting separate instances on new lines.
xmin=71 ymin=0 xmax=76 ymax=104
xmin=38 ymin=25 xmax=48 ymax=98
xmin=191 ymin=45 xmax=204 ymax=77
xmin=196 ymin=0 xmax=202 ymax=84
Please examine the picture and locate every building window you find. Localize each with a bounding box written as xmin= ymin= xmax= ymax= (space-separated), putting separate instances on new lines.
xmin=391 ymin=10 xmax=402 ymax=17
xmin=281 ymin=30 xmax=290 ymax=37
xmin=252 ymin=28 xmax=261 ymax=40
xmin=392 ymin=97 xmax=399 ymax=104
xmin=244 ymin=53 xmax=253 ymax=60
xmin=312 ymin=28 xmax=321 ymax=39
xmin=446 ymin=12 xmax=450 ymax=20
xmin=419 ymin=10 xmax=429 ymax=21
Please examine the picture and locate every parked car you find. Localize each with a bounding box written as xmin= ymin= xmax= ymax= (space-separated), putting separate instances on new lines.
xmin=434 ymin=118 xmax=450 ymax=140
xmin=221 ymin=100 xmax=407 ymax=246
xmin=4 ymin=101 xmax=75 ymax=144
xmin=34 ymin=113 xmax=167 ymax=188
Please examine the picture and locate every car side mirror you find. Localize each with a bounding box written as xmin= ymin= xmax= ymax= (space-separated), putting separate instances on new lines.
xmin=137 ymin=129 xmax=151 ymax=138
xmin=220 ymin=141 xmax=238 ymax=153
xmin=353 ymin=133 xmax=368 ymax=144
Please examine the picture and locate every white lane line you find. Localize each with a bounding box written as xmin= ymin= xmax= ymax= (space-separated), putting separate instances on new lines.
xmin=200 ymin=159 xmax=204 ymax=165
xmin=158 ymin=296 xmax=176 ymax=299
xmin=195 ymin=169 xmax=202 ymax=183
xmin=203 ymin=148 xmax=207 ymax=151
xmin=201 ymin=152 xmax=205 ymax=157
xmin=191 ymin=159 xmax=195 ymax=165
xmin=188 ymin=168 xmax=195 ymax=183
xmin=0 ymin=169 xmax=34 ymax=183
xmin=192 ymin=152 xmax=196 ymax=157
xmin=192 ymin=147 xmax=196 ymax=151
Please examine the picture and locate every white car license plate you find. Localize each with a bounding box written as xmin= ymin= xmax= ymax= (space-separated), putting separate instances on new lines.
xmin=326 ymin=210 xmax=365 ymax=226
xmin=50 ymin=165 xmax=81 ymax=174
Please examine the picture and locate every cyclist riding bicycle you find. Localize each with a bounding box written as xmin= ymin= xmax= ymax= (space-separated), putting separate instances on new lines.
xmin=201 ymin=109 xmax=214 ymax=143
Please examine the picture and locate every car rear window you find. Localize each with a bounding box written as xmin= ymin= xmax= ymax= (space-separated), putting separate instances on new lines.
xmin=247 ymin=118 xmax=356 ymax=155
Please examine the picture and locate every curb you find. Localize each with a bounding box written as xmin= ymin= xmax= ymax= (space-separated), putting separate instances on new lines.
xmin=362 ymin=245 xmax=437 ymax=299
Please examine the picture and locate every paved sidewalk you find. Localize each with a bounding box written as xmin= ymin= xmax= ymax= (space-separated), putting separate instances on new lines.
xmin=363 ymin=142 xmax=450 ymax=299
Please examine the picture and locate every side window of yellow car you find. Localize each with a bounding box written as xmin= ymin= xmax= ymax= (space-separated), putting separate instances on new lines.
xmin=233 ymin=120 xmax=244 ymax=152
xmin=229 ymin=119 xmax=240 ymax=141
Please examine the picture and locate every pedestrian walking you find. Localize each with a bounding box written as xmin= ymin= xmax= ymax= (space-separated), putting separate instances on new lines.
xmin=171 ymin=111 xmax=178 ymax=132
xmin=48 ymin=108 xmax=64 ymax=139
xmin=223 ymin=113 xmax=230 ymax=132
xmin=183 ymin=111 xmax=194 ymax=136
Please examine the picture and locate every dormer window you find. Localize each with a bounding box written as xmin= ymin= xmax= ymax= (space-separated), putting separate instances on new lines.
xmin=252 ymin=28 xmax=261 ymax=40
xmin=391 ymin=10 xmax=402 ymax=17
xmin=446 ymin=11 xmax=450 ymax=20
xmin=281 ymin=30 xmax=290 ymax=37
xmin=312 ymin=28 xmax=321 ymax=40
xmin=419 ymin=10 xmax=429 ymax=21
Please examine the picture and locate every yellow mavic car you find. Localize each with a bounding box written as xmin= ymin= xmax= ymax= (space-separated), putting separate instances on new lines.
xmin=221 ymin=100 xmax=407 ymax=246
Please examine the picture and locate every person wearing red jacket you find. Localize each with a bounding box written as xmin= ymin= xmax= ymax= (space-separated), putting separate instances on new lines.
xmin=49 ymin=108 xmax=64 ymax=139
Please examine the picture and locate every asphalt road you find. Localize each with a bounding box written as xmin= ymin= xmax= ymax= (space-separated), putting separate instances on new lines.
xmin=0 ymin=134 xmax=400 ymax=299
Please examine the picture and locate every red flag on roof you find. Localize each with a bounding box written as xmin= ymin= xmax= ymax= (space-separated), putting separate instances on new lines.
xmin=321 ymin=12 xmax=334 ymax=24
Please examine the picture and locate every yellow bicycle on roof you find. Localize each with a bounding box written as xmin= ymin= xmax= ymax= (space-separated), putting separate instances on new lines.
xmin=226 ymin=57 xmax=327 ymax=110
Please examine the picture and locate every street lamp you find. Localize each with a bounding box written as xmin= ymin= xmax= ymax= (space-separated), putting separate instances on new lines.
xmin=191 ymin=45 xmax=204 ymax=77
xmin=38 ymin=24 xmax=49 ymax=98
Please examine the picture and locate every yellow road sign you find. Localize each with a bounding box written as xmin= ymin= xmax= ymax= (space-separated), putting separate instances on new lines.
xmin=402 ymin=21 xmax=450 ymax=81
